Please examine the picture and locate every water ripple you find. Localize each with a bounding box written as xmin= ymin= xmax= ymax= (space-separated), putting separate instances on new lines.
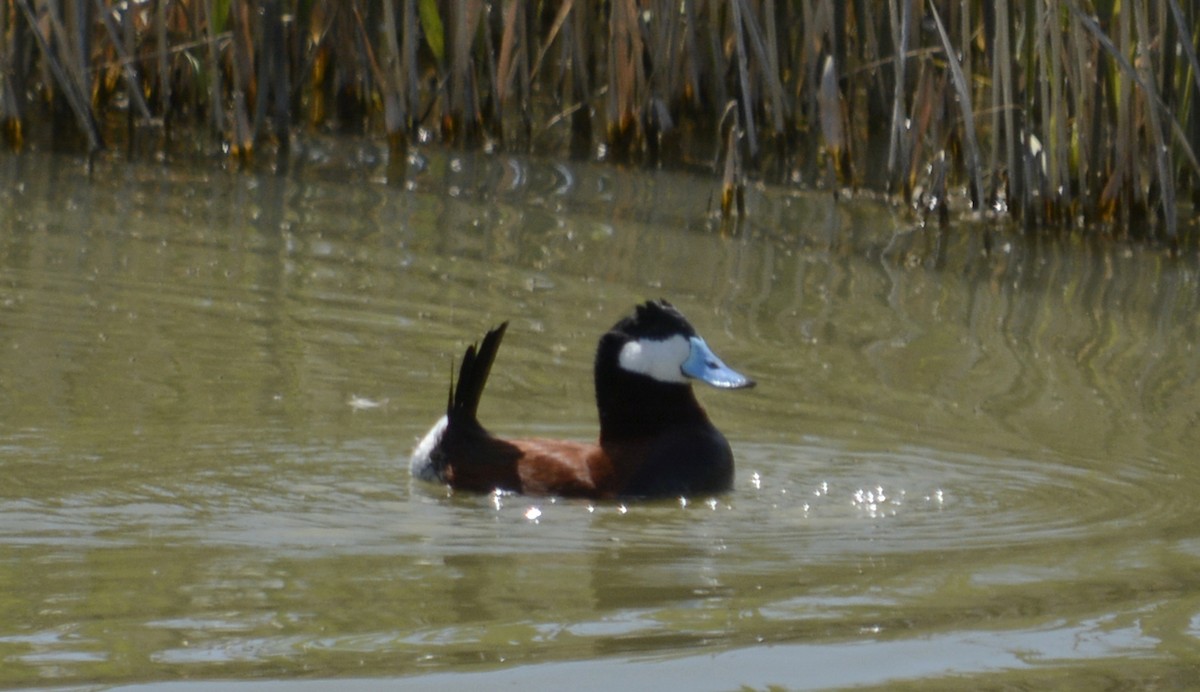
xmin=729 ymin=441 xmax=1172 ymax=556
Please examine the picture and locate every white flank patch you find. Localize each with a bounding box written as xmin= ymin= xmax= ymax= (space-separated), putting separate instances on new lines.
xmin=409 ymin=415 xmax=448 ymax=480
xmin=618 ymin=335 xmax=690 ymax=383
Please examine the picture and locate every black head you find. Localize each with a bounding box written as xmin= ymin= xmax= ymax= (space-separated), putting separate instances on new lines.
xmin=597 ymin=300 xmax=754 ymax=390
xmin=609 ymin=300 xmax=698 ymax=342
xmin=594 ymin=300 xmax=752 ymax=446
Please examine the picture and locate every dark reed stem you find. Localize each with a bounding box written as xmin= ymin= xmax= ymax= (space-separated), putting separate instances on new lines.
xmin=15 ymin=0 xmax=102 ymax=151
xmin=93 ymin=0 xmax=151 ymax=122
xmin=928 ymin=1 xmax=982 ymax=210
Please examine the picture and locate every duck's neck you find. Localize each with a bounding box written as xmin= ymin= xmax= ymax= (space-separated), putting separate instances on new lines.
xmin=595 ymin=370 xmax=711 ymax=442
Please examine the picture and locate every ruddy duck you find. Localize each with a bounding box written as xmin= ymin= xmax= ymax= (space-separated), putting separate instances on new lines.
xmin=409 ymin=300 xmax=754 ymax=498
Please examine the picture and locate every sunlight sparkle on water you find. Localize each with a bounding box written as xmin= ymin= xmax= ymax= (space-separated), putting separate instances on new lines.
xmin=852 ymin=486 xmax=903 ymax=518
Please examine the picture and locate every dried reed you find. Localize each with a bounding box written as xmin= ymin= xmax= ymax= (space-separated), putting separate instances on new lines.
xmin=2 ymin=0 xmax=1197 ymax=239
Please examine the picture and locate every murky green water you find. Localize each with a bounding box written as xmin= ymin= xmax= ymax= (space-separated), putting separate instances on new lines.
xmin=2 ymin=147 xmax=1200 ymax=689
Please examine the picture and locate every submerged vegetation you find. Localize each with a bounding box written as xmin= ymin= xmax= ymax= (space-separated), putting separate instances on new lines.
xmin=1 ymin=0 xmax=1198 ymax=239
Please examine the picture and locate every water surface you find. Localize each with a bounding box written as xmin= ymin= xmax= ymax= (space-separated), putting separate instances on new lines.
xmin=2 ymin=148 xmax=1199 ymax=689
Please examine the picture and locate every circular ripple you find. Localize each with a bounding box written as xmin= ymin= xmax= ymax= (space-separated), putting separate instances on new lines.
xmin=392 ymin=437 xmax=1183 ymax=567
xmin=730 ymin=440 xmax=1174 ymax=557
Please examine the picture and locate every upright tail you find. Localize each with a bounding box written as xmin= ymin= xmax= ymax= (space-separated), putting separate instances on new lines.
xmin=447 ymin=322 xmax=509 ymax=427
xmin=411 ymin=322 xmax=510 ymax=483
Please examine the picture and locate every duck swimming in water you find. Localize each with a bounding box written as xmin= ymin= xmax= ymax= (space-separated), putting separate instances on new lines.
xmin=409 ymin=300 xmax=755 ymax=499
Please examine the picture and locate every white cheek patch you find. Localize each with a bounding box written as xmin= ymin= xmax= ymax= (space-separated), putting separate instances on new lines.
xmin=618 ymin=336 xmax=691 ymax=384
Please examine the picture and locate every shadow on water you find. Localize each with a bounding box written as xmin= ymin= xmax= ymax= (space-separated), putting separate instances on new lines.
xmin=1 ymin=145 xmax=1200 ymax=688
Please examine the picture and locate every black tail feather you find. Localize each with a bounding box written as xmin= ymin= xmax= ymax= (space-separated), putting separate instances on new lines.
xmin=448 ymin=322 xmax=509 ymax=425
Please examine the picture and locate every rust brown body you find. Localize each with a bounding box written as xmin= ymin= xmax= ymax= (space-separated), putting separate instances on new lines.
xmin=442 ymin=437 xmax=615 ymax=497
